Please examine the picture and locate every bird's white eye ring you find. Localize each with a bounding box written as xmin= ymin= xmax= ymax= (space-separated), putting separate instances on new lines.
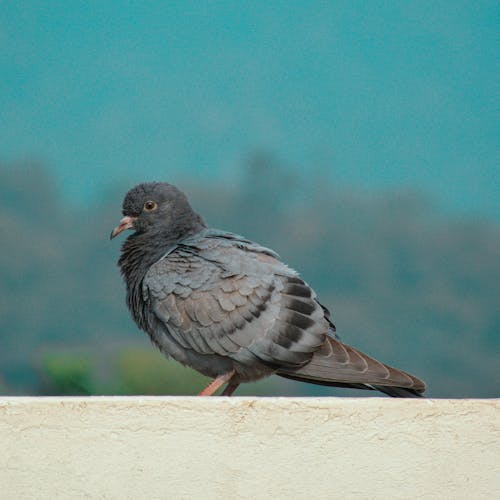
xmin=144 ymin=200 xmax=158 ymax=211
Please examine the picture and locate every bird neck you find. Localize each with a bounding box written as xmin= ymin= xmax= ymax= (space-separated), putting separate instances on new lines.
xmin=118 ymin=222 xmax=205 ymax=329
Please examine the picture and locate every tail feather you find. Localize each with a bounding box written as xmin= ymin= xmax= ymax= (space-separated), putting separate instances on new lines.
xmin=277 ymin=335 xmax=425 ymax=398
xmin=370 ymin=385 xmax=424 ymax=398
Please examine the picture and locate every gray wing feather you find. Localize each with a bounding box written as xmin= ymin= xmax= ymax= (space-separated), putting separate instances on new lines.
xmin=143 ymin=233 xmax=328 ymax=371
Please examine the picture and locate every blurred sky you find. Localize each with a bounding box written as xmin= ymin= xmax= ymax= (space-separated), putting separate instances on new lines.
xmin=1 ymin=1 xmax=498 ymax=217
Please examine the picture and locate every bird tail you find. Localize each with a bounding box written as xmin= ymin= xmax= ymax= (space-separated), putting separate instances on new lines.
xmin=276 ymin=335 xmax=425 ymax=398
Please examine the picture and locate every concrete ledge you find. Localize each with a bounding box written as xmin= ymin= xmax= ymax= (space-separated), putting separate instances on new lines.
xmin=1 ymin=397 xmax=499 ymax=499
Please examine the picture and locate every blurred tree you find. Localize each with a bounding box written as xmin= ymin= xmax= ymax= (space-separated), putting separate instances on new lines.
xmin=115 ymin=349 xmax=210 ymax=395
xmin=0 ymin=160 xmax=498 ymax=397
xmin=38 ymin=353 xmax=95 ymax=395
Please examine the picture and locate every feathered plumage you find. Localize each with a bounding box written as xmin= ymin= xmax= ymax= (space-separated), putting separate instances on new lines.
xmin=112 ymin=182 xmax=425 ymax=397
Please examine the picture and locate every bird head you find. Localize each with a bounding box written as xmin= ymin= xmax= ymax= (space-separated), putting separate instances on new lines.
xmin=110 ymin=182 xmax=205 ymax=240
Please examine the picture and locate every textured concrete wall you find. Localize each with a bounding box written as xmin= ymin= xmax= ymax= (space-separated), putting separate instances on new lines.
xmin=0 ymin=397 xmax=499 ymax=499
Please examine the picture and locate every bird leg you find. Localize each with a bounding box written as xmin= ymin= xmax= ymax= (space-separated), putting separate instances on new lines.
xmin=221 ymin=382 xmax=240 ymax=396
xmin=198 ymin=370 xmax=236 ymax=396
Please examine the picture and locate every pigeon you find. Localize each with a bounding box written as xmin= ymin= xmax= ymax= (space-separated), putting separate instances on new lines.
xmin=111 ymin=182 xmax=425 ymax=397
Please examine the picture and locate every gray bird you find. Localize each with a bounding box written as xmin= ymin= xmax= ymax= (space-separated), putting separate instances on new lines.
xmin=111 ymin=182 xmax=425 ymax=397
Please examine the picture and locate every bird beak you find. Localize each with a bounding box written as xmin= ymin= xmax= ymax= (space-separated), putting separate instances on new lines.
xmin=110 ymin=216 xmax=137 ymax=240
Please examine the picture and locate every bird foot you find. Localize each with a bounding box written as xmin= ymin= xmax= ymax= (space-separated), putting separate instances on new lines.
xmin=221 ymin=382 xmax=240 ymax=396
xmin=198 ymin=370 xmax=236 ymax=396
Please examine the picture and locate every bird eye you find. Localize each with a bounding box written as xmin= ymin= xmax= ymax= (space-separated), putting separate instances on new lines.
xmin=144 ymin=200 xmax=158 ymax=211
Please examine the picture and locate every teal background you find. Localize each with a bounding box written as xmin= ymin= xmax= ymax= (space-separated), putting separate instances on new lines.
xmin=1 ymin=2 xmax=498 ymax=397
xmin=1 ymin=1 xmax=498 ymax=215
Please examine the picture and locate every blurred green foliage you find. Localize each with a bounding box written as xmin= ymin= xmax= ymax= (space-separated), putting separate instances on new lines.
xmin=39 ymin=353 xmax=95 ymax=395
xmin=0 ymin=158 xmax=499 ymax=397
xmin=115 ymin=349 xmax=210 ymax=395
xmin=34 ymin=347 xmax=289 ymax=397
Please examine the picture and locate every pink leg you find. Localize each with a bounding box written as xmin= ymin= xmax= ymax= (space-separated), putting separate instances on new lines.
xmin=198 ymin=370 xmax=235 ymax=396
xmin=221 ymin=382 xmax=240 ymax=396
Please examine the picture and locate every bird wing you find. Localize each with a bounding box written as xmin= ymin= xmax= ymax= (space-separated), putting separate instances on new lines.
xmin=143 ymin=230 xmax=425 ymax=394
xmin=142 ymin=231 xmax=328 ymax=368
